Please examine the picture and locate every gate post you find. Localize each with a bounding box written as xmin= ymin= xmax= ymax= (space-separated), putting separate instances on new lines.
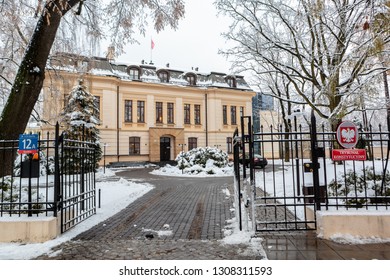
xmin=233 ymin=128 xmax=242 ymax=231
xmin=310 ymin=112 xmax=321 ymax=211
xmin=53 ymin=122 xmax=60 ymax=217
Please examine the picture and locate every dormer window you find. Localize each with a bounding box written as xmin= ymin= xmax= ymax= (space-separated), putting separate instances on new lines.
xmin=157 ymin=70 xmax=169 ymax=83
xmin=226 ymin=76 xmax=237 ymax=88
xmin=185 ymin=73 xmax=197 ymax=86
xmin=128 ymin=66 xmax=141 ymax=80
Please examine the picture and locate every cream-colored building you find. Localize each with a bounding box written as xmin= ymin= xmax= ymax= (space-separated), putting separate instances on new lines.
xmin=41 ymin=53 xmax=255 ymax=164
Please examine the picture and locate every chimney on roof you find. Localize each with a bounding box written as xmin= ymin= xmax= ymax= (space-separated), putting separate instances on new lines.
xmin=106 ymin=46 xmax=115 ymax=62
xmin=166 ymin=63 xmax=170 ymax=68
xmin=195 ymin=67 xmax=199 ymax=71
xmin=141 ymin=59 xmax=145 ymax=64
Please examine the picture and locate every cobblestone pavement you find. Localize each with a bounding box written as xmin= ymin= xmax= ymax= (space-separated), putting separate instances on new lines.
xmin=35 ymin=167 xmax=264 ymax=260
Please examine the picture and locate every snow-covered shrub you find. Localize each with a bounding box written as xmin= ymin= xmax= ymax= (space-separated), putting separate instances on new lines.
xmin=328 ymin=167 xmax=390 ymax=206
xmin=175 ymin=146 xmax=229 ymax=174
xmin=0 ymin=176 xmax=44 ymax=213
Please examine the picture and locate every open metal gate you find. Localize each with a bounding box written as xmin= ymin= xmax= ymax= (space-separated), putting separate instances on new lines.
xmin=234 ymin=114 xmax=390 ymax=232
xmin=56 ymin=124 xmax=97 ymax=233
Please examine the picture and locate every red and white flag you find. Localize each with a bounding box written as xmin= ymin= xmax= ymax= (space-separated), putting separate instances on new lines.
xmin=151 ymin=39 xmax=155 ymax=50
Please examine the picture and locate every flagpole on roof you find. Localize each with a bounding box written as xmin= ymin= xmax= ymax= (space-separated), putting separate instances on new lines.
xmin=150 ymin=37 xmax=154 ymax=64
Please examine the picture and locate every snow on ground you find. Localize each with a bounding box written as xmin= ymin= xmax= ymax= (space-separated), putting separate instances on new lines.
xmin=0 ymin=165 xmax=256 ymax=260
xmin=0 ymin=168 xmax=153 ymax=260
xmin=2 ymin=158 xmax=389 ymax=260
xmin=254 ymin=158 xmax=390 ymax=244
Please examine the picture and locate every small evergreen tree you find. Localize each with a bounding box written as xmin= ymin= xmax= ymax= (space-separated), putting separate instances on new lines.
xmin=61 ymin=79 xmax=102 ymax=172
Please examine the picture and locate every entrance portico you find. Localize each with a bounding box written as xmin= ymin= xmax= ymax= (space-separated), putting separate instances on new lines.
xmin=149 ymin=127 xmax=185 ymax=162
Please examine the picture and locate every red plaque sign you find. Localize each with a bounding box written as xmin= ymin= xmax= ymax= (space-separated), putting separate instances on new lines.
xmin=332 ymin=149 xmax=366 ymax=161
xmin=336 ymin=121 xmax=359 ymax=149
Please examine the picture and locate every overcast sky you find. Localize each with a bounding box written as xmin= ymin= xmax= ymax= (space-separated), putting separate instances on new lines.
xmin=105 ymin=0 xmax=234 ymax=74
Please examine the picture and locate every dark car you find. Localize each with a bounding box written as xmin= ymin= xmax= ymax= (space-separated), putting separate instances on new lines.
xmin=239 ymin=153 xmax=268 ymax=168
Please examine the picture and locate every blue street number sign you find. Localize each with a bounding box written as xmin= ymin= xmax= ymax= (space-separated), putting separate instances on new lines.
xmin=18 ymin=134 xmax=38 ymax=154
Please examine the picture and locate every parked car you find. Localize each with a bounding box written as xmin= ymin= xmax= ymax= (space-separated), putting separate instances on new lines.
xmin=239 ymin=153 xmax=268 ymax=168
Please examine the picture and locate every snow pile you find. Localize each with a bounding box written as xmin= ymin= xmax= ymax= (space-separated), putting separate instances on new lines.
xmin=151 ymin=147 xmax=234 ymax=177
xmin=218 ymin=184 xmax=267 ymax=258
xmin=329 ymin=234 xmax=390 ymax=245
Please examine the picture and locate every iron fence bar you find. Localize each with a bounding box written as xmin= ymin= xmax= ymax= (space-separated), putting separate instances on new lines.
xmin=233 ymin=127 xmax=242 ymax=231
xmin=309 ymin=112 xmax=321 ymax=211
xmin=54 ymin=122 xmax=60 ymax=218
xmin=240 ymin=116 xmax=247 ymax=179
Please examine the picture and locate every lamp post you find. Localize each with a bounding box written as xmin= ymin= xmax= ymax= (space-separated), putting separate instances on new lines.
xmin=178 ymin=143 xmax=186 ymax=153
xmin=103 ymin=143 xmax=108 ymax=174
xmin=178 ymin=143 xmax=186 ymax=174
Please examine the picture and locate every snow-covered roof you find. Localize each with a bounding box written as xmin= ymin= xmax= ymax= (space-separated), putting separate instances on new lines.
xmin=47 ymin=52 xmax=253 ymax=91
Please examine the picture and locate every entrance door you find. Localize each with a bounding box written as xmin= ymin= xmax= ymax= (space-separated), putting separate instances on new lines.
xmin=160 ymin=137 xmax=171 ymax=161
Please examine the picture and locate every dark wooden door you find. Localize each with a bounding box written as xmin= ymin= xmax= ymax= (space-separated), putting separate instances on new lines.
xmin=160 ymin=137 xmax=171 ymax=161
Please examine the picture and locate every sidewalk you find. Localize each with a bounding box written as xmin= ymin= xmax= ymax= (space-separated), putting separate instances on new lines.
xmin=34 ymin=167 xmax=390 ymax=260
xmin=260 ymin=231 xmax=390 ymax=260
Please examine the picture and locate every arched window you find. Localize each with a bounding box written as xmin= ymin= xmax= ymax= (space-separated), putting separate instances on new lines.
xmin=157 ymin=70 xmax=170 ymax=83
xmin=225 ymin=76 xmax=237 ymax=88
xmin=128 ymin=66 xmax=141 ymax=80
xmin=185 ymin=73 xmax=197 ymax=86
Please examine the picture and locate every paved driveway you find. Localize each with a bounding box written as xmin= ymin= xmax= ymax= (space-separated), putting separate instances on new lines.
xmin=35 ymin=167 xmax=264 ymax=260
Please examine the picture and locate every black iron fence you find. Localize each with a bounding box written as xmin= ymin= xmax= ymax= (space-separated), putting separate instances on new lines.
xmin=0 ymin=123 xmax=97 ymax=233
xmin=234 ymin=115 xmax=390 ymax=232
xmin=0 ymin=136 xmax=58 ymax=217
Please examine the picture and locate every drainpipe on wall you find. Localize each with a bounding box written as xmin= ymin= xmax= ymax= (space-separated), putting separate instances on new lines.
xmin=117 ymin=85 xmax=120 ymax=162
xmin=205 ymin=92 xmax=208 ymax=146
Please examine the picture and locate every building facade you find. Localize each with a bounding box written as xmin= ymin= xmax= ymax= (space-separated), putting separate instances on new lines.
xmin=40 ymin=53 xmax=255 ymax=164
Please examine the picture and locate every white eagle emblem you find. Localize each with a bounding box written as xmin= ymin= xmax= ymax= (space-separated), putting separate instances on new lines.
xmin=341 ymin=128 xmax=355 ymax=143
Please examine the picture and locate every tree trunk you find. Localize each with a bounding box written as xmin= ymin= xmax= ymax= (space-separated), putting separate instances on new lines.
xmin=0 ymin=0 xmax=79 ymax=176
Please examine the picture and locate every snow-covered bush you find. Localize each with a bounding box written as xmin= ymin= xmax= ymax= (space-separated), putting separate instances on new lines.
xmin=328 ymin=167 xmax=390 ymax=206
xmin=0 ymin=176 xmax=44 ymax=213
xmin=175 ymin=146 xmax=229 ymax=174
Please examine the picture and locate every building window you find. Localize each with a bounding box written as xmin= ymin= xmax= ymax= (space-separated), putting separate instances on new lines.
xmin=158 ymin=70 xmax=169 ymax=83
xmin=186 ymin=73 xmax=197 ymax=86
xmin=240 ymin=106 xmax=244 ymax=117
xmin=184 ymin=104 xmax=191 ymax=124
xmin=231 ymin=106 xmax=237 ymax=125
xmin=258 ymin=93 xmax=274 ymax=110
xmin=156 ymin=102 xmax=163 ymax=123
xmin=93 ymin=96 xmax=100 ymax=120
xmin=129 ymin=137 xmax=140 ymax=155
xmin=223 ymin=105 xmax=228 ymax=125
xmin=226 ymin=76 xmax=237 ymax=88
xmin=188 ymin=137 xmax=197 ymax=150
xmin=227 ymin=137 xmax=233 ymax=154
xmin=167 ymin=102 xmax=174 ymax=124
xmin=128 ymin=67 xmax=141 ymax=80
xmin=137 ymin=101 xmax=145 ymax=123
xmin=124 ymin=100 xmax=132 ymax=122
xmin=194 ymin=104 xmax=201 ymax=124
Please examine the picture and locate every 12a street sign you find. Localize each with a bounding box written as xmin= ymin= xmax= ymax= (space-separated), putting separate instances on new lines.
xmin=18 ymin=134 xmax=38 ymax=154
